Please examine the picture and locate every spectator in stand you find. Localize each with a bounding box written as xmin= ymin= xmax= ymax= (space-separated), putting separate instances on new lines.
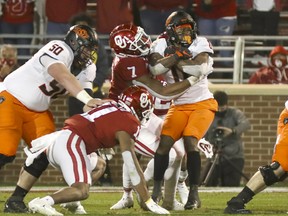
xmin=95 ymin=0 xmax=135 ymax=34
xmin=0 ymin=44 xmax=18 ymax=82
xmin=45 ymin=0 xmax=87 ymax=39
xmin=68 ymin=12 xmax=110 ymax=116
xmin=0 ymin=0 xmax=35 ymax=65
xmin=194 ymin=0 xmax=237 ymax=68
xmin=136 ymin=0 xmax=190 ymax=35
xmin=246 ymin=0 xmax=282 ymax=57
xmin=249 ymin=45 xmax=288 ymax=84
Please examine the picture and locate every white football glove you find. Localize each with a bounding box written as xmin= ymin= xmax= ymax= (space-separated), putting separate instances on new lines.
xmin=197 ymin=138 xmax=213 ymax=158
xmin=145 ymin=198 xmax=170 ymax=214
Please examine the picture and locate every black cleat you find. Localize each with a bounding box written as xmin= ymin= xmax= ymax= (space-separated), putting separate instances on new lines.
xmin=224 ymin=197 xmax=252 ymax=214
xmin=3 ymin=196 xmax=29 ymax=213
xmin=151 ymin=192 xmax=163 ymax=204
xmin=184 ymin=185 xmax=201 ymax=210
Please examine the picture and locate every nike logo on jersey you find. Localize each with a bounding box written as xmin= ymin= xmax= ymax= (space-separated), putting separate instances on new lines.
xmin=0 ymin=96 xmax=5 ymax=104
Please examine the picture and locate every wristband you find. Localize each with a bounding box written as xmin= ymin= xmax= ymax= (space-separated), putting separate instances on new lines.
xmin=76 ymin=90 xmax=93 ymax=105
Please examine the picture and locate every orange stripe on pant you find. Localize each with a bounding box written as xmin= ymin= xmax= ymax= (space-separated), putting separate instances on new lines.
xmin=0 ymin=91 xmax=55 ymax=156
xmin=162 ymin=98 xmax=218 ymax=141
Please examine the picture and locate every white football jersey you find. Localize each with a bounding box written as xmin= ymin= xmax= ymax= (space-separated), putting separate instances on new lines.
xmin=150 ymin=36 xmax=214 ymax=105
xmin=4 ymin=40 xmax=74 ymax=111
xmin=0 ymin=82 xmax=5 ymax=92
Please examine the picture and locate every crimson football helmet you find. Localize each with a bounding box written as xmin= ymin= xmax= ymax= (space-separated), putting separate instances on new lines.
xmin=118 ymin=85 xmax=153 ymax=124
xmin=64 ymin=24 xmax=98 ymax=68
xmin=165 ymin=11 xmax=197 ymax=47
xmin=109 ymin=23 xmax=151 ymax=57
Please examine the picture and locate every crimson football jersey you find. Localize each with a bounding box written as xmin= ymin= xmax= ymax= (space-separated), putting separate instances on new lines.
xmin=64 ymin=101 xmax=140 ymax=154
xmin=108 ymin=56 xmax=149 ymax=101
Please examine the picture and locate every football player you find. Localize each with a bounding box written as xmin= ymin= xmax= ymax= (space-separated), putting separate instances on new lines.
xmin=149 ymin=10 xmax=217 ymax=210
xmin=26 ymin=86 xmax=169 ymax=215
xmin=224 ymin=100 xmax=288 ymax=214
xmin=2 ymin=24 xmax=108 ymax=213
xmin=108 ymin=23 xmax=201 ymax=211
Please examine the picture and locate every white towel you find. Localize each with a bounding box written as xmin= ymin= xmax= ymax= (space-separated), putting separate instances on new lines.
xmin=24 ymin=131 xmax=62 ymax=166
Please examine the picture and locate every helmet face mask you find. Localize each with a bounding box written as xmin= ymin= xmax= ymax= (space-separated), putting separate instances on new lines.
xmin=165 ymin=11 xmax=197 ymax=47
xmin=110 ymin=24 xmax=151 ymax=57
xmin=64 ymin=24 xmax=98 ymax=68
xmin=118 ymin=86 xmax=153 ymax=125
xmin=174 ymin=24 xmax=193 ymax=46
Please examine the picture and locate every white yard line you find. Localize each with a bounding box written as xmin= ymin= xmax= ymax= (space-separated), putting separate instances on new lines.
xmin=1 ymin=186 xmax=288 ymax=193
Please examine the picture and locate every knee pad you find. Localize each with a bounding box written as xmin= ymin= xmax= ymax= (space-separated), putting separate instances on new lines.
xmin=0 ymin=154 xmax=15 ymax=169
xmin=24 ymin=152 xmax=49 ymax=178
xmin=259 ymin=161 xmax=286 ymax=186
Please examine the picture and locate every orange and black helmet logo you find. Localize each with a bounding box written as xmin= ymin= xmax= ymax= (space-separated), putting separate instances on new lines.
xmin=73 ymin=26 xmax=89 ymax=39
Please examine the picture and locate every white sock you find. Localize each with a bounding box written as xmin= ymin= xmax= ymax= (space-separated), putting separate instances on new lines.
xmin=163 ymin=158 xmax=181 ymax=205
xmin=122 ymin=164 xmax=133 ymax=198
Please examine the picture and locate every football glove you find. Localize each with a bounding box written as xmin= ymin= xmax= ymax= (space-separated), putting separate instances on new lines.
xmin=164 ymin=45 xmax=192 ymax=60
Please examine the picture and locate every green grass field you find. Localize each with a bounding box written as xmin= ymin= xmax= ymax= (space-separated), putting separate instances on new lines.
xmin=0 ymin=190 xmax=288 ymax=215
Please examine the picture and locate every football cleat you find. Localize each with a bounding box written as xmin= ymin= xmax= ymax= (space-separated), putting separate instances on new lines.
xmin=224 ymin=206 xmax=252 ymax=214
xmin=177 ymin=181 xmax=189 ymax=204
xmin=184 ymin=185 xmax=201 ymax=210
xmin=60 ymin=201 xmax=87 ymax=214
xmin=172 ymin=199 xmax=185 ymax=211
xmin=4 ymin=196 xmax=29 ymax=213
xmin=110 ymin=196 xmax=134 ymax=210
xmin=145 ymin=198 xmax=170 ymax=214
xmin=162 ymin=199 xmax=184 ymax=211
xmin=224 ymin=197 xmax=252 ymax=214
xmin=28 ymin=197 xmax=63 ymax=216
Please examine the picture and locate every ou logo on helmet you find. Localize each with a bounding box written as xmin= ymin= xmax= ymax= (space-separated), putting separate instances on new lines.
xmin=114 ymin=35 xmax=131 ymax=48
xmin=139 ymin=93 xmax=151 ymax=109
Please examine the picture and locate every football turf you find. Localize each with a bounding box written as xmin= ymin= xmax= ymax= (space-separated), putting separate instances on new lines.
xmin=0 ymin=189 xmax=287 ymax=215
